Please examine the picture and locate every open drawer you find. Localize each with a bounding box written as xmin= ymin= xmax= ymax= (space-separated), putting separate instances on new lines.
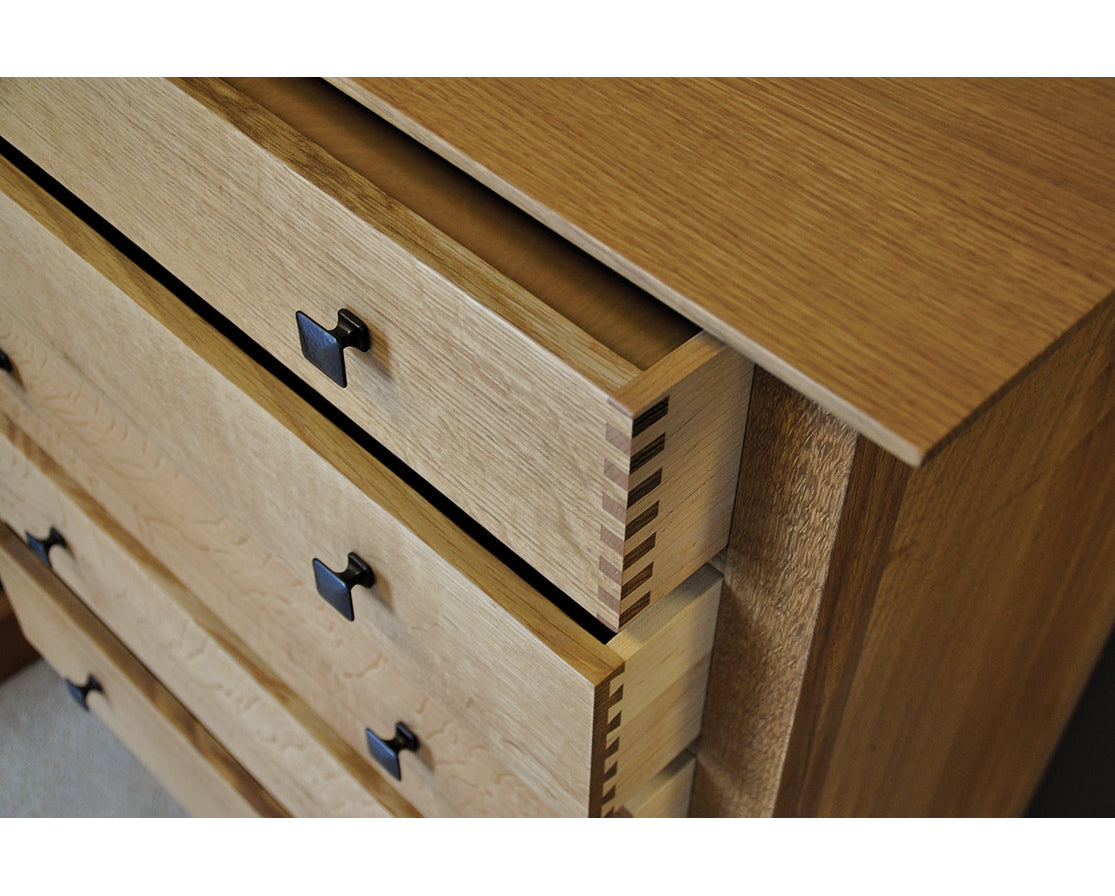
xmin=0 ymin=426 xmax=414 ymax=818
xmin=0 ymin=78 xmax=751 ymax=630
xmin=0 ymin=526 xmax=286 ymax=818
xmin=0 ymin=151 xmax=721 ymax=816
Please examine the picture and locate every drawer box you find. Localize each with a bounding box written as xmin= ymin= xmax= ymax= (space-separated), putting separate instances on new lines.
xmin=0 ymin=152 xmax=721 ymax=815
xmin=0 ymin=77 xmax=752 ymax=630
xmin=619 ymin=751 xmax=698 ymax=818
xmin=0 ymin=525 xmax=285 ymax=818
xmin=0 ymin=422 xmax=411 ymax=818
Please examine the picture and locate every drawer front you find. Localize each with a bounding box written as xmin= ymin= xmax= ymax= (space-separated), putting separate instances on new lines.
xmin=0 ymin=154 xmax=721 ymax=816
xmin=0 ymin=77 xmax=752 ymax=630
xmin=0 ymin=526 xmax=284 ymax=818
xmin=0 ymin=422 xmax=410 ymax=817
xmin=0 ymin=318 xmax=722 ymax=816
xmin=0 ymin=344 xmax=564 ymax=816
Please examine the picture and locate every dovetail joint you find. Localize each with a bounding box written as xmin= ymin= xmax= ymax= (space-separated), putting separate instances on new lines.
xmin=599 ymin=395 xmax=671 ymax=630
xmin=590 ymin=668 xmax=624 ymax=818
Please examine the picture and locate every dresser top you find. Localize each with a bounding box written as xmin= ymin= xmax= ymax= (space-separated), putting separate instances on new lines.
xmin=330 ymin=78 xmax=1115 ymax=466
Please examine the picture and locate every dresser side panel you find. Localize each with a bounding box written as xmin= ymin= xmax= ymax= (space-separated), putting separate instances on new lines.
xmin=689 ymin=368 xmax=859 ymax=816
xmin=777 ymin=295 xmax=1115 ymax=816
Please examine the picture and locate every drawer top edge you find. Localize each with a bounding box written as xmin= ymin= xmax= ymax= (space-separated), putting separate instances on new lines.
xmin=0 ymin=151 xmax=625 ymax=686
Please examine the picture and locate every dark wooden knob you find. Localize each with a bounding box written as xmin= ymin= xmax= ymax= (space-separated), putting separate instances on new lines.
xmin=0 ymin=347 xmax=12 ymax=374
xmin=65 ymin=674 xmax=103 ymax=711
xmin=295 ymin=308 xmax=371 ymax=387
xmin=25 ymin=526 xmax=68 ymax=569
xmin=312 ymin=552 xmax=376 ymax=621
xmin=365 ymin=722 xmax=418 ymax=781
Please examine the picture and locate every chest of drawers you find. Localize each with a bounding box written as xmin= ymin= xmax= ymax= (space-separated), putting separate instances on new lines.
xmin=2 ymin=78 xmax=1115 ymax=817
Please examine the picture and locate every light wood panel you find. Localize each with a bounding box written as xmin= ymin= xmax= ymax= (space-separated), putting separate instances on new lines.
xmin=0 ymin=155 xmax=720 ymax=815
xmin=0 ymin=331 xmax=576 ymax=816
xmin=0 ymin=320 xmax=721 ymax=814
xmin=0 ymin=423 xmax=411 ymax=818
xmin=0 ymin=77 xmax=751 ymax=628
xmin=0 ymin=149 xmax=609 ymax=812
xmin=332 ymin=78 xmax=1115 ymax=465
xmin=0 ymin=526 xmax=287 ymax=819
xmin=608 ymin=565 xmax=720 ymax=808
xmin=603 ymin=335 xmax=751 ymax=628
xmin=619 ymin=751 xmax=697 ymax=818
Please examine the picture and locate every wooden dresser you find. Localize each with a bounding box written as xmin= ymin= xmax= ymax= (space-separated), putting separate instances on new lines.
xmin=1 ymin=78 xmax=1113 ymax=817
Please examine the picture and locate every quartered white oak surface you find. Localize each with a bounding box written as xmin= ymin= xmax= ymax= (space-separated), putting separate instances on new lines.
xmin=332 ymin=78 xmax=1115 ymax=466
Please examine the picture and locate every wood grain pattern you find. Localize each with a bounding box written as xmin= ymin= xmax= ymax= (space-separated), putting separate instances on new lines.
xmin=332 ymin=77 xmax=1115 ymax=465
xmin=0 ymin=526 xmax=288 ymax=818
xmin=692 ymin=294 xmax=1115 ymax=817
xmin=0 ymin=330 xmax=722 ymax=813
xmin=600 ymin=335 xmax=752 ymax=629
xmin=689 ymin=368 xmax=859 ymax=817
xmin=0 ymin=77 xmax=751 ymax=627
xmin=608 ymin=564 xmax=720 ymax=809
xmin=227 ymin=77 xmax=698 ymax=370
xmin=0 ymin=323 xmax=576 ymax=816
xmin=776 ymin=294 xmax=1115 ymax=816
xmin=0 ymin=150 xmax=611 ymax=811
xmin=0 ymin=422 xmax=412 ymax=818
xmin=0 ymin=157 xmax=719 ymax=814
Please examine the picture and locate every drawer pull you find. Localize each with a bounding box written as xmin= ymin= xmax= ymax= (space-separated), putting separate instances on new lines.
xmin=64 ymin=674 xmax=103 ymax=711
xmin=0 ymin=346 xmax=12 ymax=373
xmin=295 ymin=308 xmax=371 ymax=388
xmin=365 ymin=722 xmax=419 ymax=781
xmin=312 ymin=552 xmax=376 ymax=622
xmin=25 ymin=526 xmax=68 ymax=569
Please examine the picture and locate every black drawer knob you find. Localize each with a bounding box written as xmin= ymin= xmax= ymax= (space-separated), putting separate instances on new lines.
xmin=296 ymin=308 xmax=371 ymax=388
xmin=25 ymin=526 xmax=68 ymax=569
xmin=65 ymin=674 xmax=103 ymax=711
xmin=366 ymin=722 xmax=419 ymax=781
xmin=0 ymin=347 xmax=12 ymax=374
xmin=312 ymin=552 xmax=376 ymax=621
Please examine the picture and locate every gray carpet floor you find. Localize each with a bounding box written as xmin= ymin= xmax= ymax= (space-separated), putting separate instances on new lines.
xmin=0 ymin=659 xmax=187 ymax=817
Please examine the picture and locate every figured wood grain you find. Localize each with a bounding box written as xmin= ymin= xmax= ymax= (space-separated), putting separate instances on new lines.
xmin=689 ymin=369 xmax=859 ymax=817
xmin=0 ymin=316 xmax=722 ymax=813
xmin=332 ymin=77 xmax=1115 ymax=465
xmin=0 ymin=156 xmax=720 ymax=814
xmin=775 ymin=294 xmax=1115 ymax=816
xmin=0 ymin=422 xmax=412 ymax=818
xmin=0 ymin=326 xmax=575 ymax=816
xmin=0 ymin=159 xmax=607 ymax=813
xmin=0 ymin=526 xmax=288 ymax=818
xmin=0 ymin=78 xmax=750 ymax=625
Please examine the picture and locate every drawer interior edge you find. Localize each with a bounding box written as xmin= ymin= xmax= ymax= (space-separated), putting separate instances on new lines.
xmin=0 ymin=143 xmax=624 ymax=661
xmin=220 ymin=77 xmax=699 ymax=372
